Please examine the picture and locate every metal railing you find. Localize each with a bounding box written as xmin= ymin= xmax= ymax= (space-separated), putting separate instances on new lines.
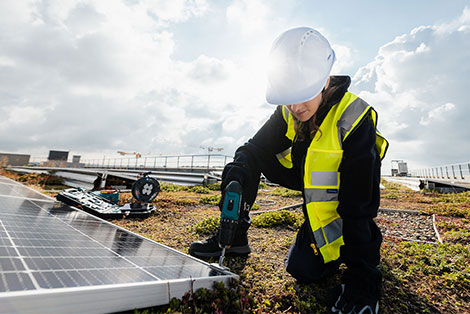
xmin=79 ymin=154 xmax=232 ymax=171
xmin=410 ymin=162 xmax=470 ymax=183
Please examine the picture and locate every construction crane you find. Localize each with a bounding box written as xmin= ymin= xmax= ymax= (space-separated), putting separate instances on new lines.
xmin=200 ymin=146 xmax=224 ymax=154
xmin=117 ymin=151 xmax=142 ymax=158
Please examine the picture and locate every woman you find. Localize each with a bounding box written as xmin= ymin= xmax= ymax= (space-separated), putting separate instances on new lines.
xmin=190 ymin=27 xmax=388 ymax=314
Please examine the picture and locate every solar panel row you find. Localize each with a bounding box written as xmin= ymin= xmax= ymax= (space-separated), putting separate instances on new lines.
xmin=0 ymin=176 xmax=236 ymax=313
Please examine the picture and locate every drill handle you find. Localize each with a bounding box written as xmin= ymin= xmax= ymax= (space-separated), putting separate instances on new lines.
xmin=218 ymin=181 xmax=243 ymax=248
xmin=220 ymin=181 xmax=243 ymax=219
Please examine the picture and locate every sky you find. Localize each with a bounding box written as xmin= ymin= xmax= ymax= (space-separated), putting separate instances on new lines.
xmin=0 ymin=0 xmax=469 ymax=174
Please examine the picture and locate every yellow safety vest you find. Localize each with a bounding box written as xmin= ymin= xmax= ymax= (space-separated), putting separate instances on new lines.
xmin=278 ymin=92 xmax=389 ymax=263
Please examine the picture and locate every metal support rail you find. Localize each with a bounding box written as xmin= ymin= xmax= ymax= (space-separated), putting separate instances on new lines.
xmin=8 ymin=167 xmax=221 ymax=188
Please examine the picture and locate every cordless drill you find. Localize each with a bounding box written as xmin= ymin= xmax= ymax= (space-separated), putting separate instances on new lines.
xmin=218 ymin=181 xmax=243 ymax=267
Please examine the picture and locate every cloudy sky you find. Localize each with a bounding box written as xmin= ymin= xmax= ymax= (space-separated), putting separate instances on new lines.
xmin=0 ymin=0 xmax=469 ymax=173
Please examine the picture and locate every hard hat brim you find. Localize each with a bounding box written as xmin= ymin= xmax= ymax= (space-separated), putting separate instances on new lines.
xmin=265 ymin=74 xmax=331 ymax=105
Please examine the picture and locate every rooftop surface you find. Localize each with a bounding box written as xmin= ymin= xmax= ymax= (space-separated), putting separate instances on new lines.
xmin=1 ymin=169 xmax=468 ymax=313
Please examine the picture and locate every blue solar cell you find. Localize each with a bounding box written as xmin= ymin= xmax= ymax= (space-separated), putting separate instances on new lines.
xmin=0 ymin=272 xmax=36 ymax=292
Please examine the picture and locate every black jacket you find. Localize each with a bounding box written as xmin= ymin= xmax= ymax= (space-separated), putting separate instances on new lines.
xmin=222 ymin=76 xmax=383 ymax=293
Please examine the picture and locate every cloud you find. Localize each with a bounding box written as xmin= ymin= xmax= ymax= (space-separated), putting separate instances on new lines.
xmin=0 ymin=0 xmax=271 ymax=160
xmin=187 ymin=55 xmax=231 ymax=83
xmin=351 ymin=7 xmax=470 ymax=170
xmin=226 ymin=0 xmax=271 ymax=35
xmin=144 ymin=0 xmax=209 ymax=24
xmin=1 ymin=0 xmax=467 ymax=175
xmin=419 ymin=102 xmax=456 ymax=126
xmin=0 ymin=0 xmax=352 ymax=161
xmin=331 ymin=44 xmax=354 ymax=75
xmin=0 ymin=1 xmax=182 ymax=155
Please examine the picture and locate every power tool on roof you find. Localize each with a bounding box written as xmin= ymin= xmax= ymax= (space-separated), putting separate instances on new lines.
xmin=218 ymin=181 xmax=243 ymax=268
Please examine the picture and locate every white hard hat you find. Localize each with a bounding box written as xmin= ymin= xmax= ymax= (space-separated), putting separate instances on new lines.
xmin=266 ymin=27 xmax=336 ymax=105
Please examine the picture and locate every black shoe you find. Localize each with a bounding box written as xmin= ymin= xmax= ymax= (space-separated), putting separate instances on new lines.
xmin=189 ymin=229 xmax=251 ymax=258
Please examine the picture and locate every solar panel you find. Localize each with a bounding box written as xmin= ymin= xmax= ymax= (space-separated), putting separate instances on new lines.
xmin=0 ymin=176 xmax=236 ymax=313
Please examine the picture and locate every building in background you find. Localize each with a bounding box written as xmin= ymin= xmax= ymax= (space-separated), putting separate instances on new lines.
xmin=42 ymin=150 xmax=69 ymax=167
xmin=391 ymin=160 xmax=409 ymax=177
xmin=48 ymin=150 xmax=69 ymax=161
xmin=71 ymin=155 xmax=81 ymax=168
xmin=0 ymin=153 xmax=31 ymax=167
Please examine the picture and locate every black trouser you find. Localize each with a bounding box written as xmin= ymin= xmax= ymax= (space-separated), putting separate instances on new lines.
xmin=285 ymin=221 xmax=340 ymax=283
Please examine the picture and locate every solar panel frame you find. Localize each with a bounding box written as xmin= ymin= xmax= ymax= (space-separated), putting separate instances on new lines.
xmin=0 ymin=176 xmax=237 ymax=313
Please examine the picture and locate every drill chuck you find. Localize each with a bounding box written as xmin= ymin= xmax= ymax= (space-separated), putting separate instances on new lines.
xmin=219 ymin=218 xmax=238 ymax=247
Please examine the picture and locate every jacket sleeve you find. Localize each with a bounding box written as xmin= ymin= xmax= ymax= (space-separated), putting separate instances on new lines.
xmin=221 ymin=106 xmax=299 ymax=208
xmin=337 ymin=112 xmax=383 ymax=297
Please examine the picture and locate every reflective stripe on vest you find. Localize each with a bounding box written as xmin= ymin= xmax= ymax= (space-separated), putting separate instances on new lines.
xmin=311 ymin=171 xmax=338 ymax=187
xmin=284 ymin=106 xmax=296 ymax=140
xmin=337 ymin=95 xmax=368 ymax=142
xmin=276 ymin=147 xmax=293 ymax=169
xmin=280 ymin=92 xmax=389 ymax=263
xmin=312 ymin=217 xmax=343 ymax=248
xmin=305 ymin=188 xmax=339 ymax=202
xmin=275 ymin=106 xmax=296 ymax=168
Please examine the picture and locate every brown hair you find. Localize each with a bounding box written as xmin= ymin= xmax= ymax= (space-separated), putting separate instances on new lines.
xmin=293 ymin=77 xmax=342 ymax=141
